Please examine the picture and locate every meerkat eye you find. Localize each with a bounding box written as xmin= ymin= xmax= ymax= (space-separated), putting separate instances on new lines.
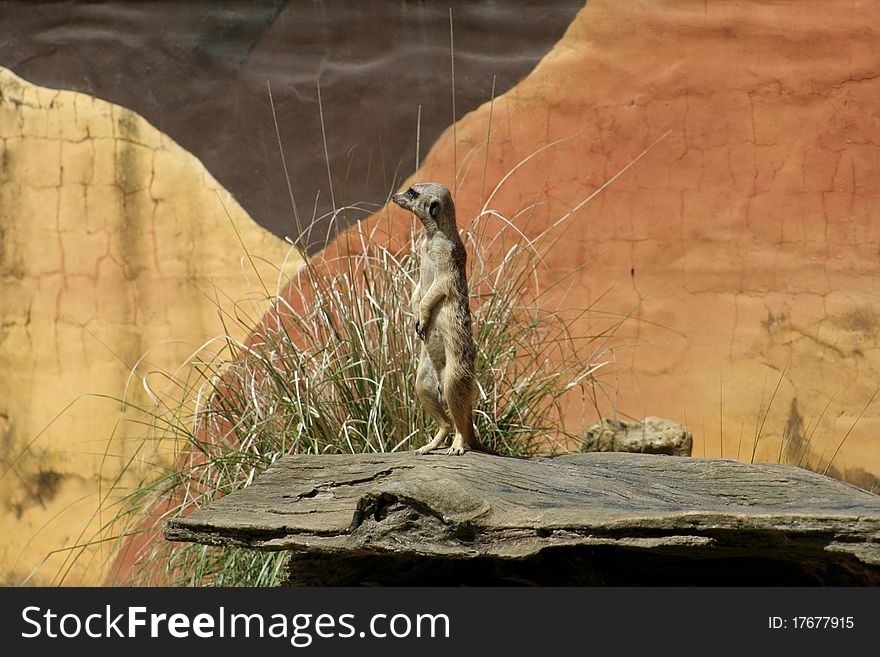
xmin=429 ymin=200 xmax=440 ymax=218
xmin=406 ymin=188 xmax=419 ymax=200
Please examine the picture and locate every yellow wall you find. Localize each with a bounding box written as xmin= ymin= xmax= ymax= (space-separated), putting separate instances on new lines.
xmin=0 ymin=67 xmax=303 ymax=584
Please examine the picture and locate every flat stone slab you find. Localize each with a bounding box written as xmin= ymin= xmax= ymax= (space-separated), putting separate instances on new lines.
xmin=165 ymin=452 xmax=880 ymax=584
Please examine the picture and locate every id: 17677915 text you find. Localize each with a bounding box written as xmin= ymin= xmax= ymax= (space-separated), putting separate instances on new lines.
xmin=768 ymin=617 xmax=854 ymax=630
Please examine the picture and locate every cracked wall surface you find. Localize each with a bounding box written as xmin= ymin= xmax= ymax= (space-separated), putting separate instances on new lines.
xmin=0 ymin=67 xmax=303 ymax=584
xmin=329 ymin=0 xmax=880 ymax=485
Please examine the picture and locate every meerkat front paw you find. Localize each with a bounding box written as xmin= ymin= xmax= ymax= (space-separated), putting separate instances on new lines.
xmin=415 ymin=319 xmax=427 ymax=341
xmin=415 ymin=445 xmax=434 ymax=455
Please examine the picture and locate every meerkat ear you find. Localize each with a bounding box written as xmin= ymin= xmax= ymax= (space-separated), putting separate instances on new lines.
xmin=429 ymin=200 xmax=441 ymax=218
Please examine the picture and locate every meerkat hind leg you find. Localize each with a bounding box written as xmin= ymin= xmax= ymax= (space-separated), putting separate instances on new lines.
xmin=416 ymin=426 xmax=451 ymax=455
xmin=415 ymin=359 xmax=453 ymax=454
xmin=444 ymin=371 xmax=476 ymax=456
xmin=446 ymin=433 xmax=468 ymax=456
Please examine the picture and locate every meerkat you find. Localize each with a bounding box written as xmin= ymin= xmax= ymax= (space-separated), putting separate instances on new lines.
xmin=392 ymin=182 xmax=485 ymax=455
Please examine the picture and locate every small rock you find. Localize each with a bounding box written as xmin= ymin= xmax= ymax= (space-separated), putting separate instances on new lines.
xmin=581 ymin=417 xmax=692 ymax=456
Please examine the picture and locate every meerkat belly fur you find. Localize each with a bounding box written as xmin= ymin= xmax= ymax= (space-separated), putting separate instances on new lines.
xmin=392 ymin=182 xmax=485 ymax=455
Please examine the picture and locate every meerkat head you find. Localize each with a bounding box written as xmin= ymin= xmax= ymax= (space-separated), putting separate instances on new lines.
xmin=392 ymin=182 xmax=456 ymax=234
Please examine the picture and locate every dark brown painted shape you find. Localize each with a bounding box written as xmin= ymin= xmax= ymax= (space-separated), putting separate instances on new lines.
xmin=0 ymin=0 xmax=583 ymax=251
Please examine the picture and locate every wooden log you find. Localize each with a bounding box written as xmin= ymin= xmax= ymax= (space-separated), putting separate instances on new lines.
xmin=164 ymin=452 xmax=880 ymax=585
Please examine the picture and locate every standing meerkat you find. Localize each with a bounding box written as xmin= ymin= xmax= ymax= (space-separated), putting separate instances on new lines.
xmin=392 ymin=182 xmax=485 ymax=455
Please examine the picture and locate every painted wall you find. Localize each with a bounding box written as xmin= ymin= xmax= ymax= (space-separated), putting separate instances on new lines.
xmin=0 ymin=67 xmax=301 ymax=584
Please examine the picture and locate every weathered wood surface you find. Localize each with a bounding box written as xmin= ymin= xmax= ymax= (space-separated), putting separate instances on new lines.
xmin=165 ymin=452 xmax=880 ymax=584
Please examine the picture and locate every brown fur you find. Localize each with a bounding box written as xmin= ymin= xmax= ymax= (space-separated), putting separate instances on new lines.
xmin=392 ymin=182 xmax=484 ymax=455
